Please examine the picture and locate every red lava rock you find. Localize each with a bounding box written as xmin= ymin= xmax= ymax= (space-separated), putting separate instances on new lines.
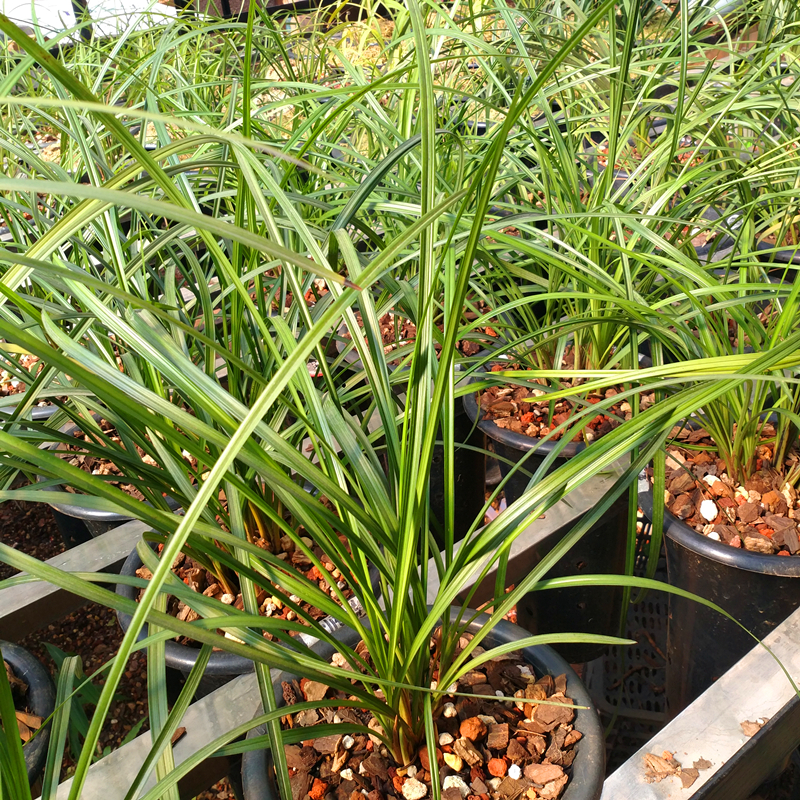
xmin=469 ymin=766 xmax=485 ymax=783
xmin=309 ymin=779 xmax=328 ymax=800
xmin=487 ymin=758 xmax=507 ymax=777
xmin=392 ymin=775 xmax=404 ymax=793
xmin=460 ymin=717 xmax=488 ymax=742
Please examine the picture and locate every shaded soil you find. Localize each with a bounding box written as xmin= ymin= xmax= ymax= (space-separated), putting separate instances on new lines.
xmin=60 ymin=419 xmax=150 ymax=502
xmin=342 ymin=311 xmax=496 ymax=365
xmin=0 ymin=353 xmax=41 ymax=397
xmin=0 ymin=492 xmax=231 ymax=797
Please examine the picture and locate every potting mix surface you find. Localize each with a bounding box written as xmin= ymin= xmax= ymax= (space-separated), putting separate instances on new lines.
xmin=133 ymin=534 xmax=361 ymax=646
xmin=477 ymin=369 xmax=642 ymax=443
xmin=655 ymin=426 xmax=800 ymax=556
xmin=277 ymin=633 xmax=580 ymax=800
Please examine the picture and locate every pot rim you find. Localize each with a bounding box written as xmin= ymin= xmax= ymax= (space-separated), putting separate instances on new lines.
xmin=755 ymin=239 xmax=800 ymax=265
xmin=639 ymin=483 xmax=800 ymax=577
xmin=39 ymin=420 xmax=181 ymax=523
xmin=1 ymin=640 xmax=56 ymax=783
xmin=115 ymin=542 xmax=380 ymax=676
xmin=461 ymin=371 xmax=585 ymax=458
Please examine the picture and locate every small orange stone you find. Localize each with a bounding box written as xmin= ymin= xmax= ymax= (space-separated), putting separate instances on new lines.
xmin=487 ymin=758 xmax=507 ymax=778
xmin=309 ymin=779 xmax=328 ymax=800
xmin=460 ymin=717 xmax=488 ymax=742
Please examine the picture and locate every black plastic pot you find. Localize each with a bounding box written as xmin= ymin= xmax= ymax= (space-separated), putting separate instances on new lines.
xmin=462 ymin=382 xmax=628 ymax=663
xmin=43 ymin=421 xmax=181 ymax=547
xmin=755 ymin=239 xmax=800 ymax=278
xmin=241 ymin=609 xmax=604 ymax=800
xmin=1 ymin=641 xmax=56 ymax=786
xmin=639 ymin=488 xmax=800 ymax=717
xmin=0 ymin=399 xmax=58 ymax=422
xmin=115 ymin=544 xmax=381 ymax=700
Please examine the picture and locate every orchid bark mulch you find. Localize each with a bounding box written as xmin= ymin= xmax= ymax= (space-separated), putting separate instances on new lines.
xmin=654 ymin=427 xmax=800 ymax=556
xmin=477 ymin=363 xmax=651 ymax=443
xmin=276 ymin=634 xmax=581 ymax=800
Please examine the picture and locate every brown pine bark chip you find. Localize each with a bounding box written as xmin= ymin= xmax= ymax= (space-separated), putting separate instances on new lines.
xmin=505 ymin=738 xmax=529 ymax=763
xmin=461 ymin=671 xmax=489 ymax=686
xmin=453 ymin=736 xmax=484 ymax=767
xmin=679 ymin=768 xmax=700 ymax=789
xmin=531 ymin=698 xmax=574 ymax=731
xmin=312 ymin=734 xmax=342 ymax=754
xmin=737 ymin=503 xmax=761 ymax=524
xmin=17 ymin=718 xmax=32 ymax=742
xmin=170 ymin=727 xmax=187 ymax=745
xmin=303 ymin=680 xmax=330 ymax=702
xmin=671 ymin=494 xmax=694 ymax=519
xmin=285 ymin=744 xmax=320 ymax=770
xmin=495 ymin=776 xmax=524 ymax=800
xmin=289 ymin=772 xmax=311 ymax=800
xmin=669 ymin=471 xmax=697 ymax=494
xmin=539 ymin=774 xmax=569 ymax=800
xmin=14 ymin=710 xmax=42 ymax=730
xmin=643 ymin=752 xmax=681 ymax=782
xmin=362 ymin=754 xmax=389 ymax=781
xmin=486 ymin=723 xmax=509 ymax=749
xmin=524 ymin=763 xmax=565 ymax=785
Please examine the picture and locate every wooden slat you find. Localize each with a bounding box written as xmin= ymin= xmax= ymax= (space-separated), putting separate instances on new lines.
xmin=0 ymin=520 xmax=148 ymax=641
xmin=51 ymin=671 xmax=264 ymax=800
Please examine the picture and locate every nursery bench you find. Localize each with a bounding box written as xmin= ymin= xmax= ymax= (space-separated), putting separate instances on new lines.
xmin=0 ymin=518 xmax=147 ymax=642
xmin=600 ymin=602 xmax=800 ymax=800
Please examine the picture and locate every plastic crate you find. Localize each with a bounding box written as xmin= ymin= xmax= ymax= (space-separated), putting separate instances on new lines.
xmin=584 ymin=522 xmax=669 ymax=771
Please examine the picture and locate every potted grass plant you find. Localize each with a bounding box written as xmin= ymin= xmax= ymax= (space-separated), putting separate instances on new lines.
xmin=637 ymin=272 xmax=800 ymax=713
